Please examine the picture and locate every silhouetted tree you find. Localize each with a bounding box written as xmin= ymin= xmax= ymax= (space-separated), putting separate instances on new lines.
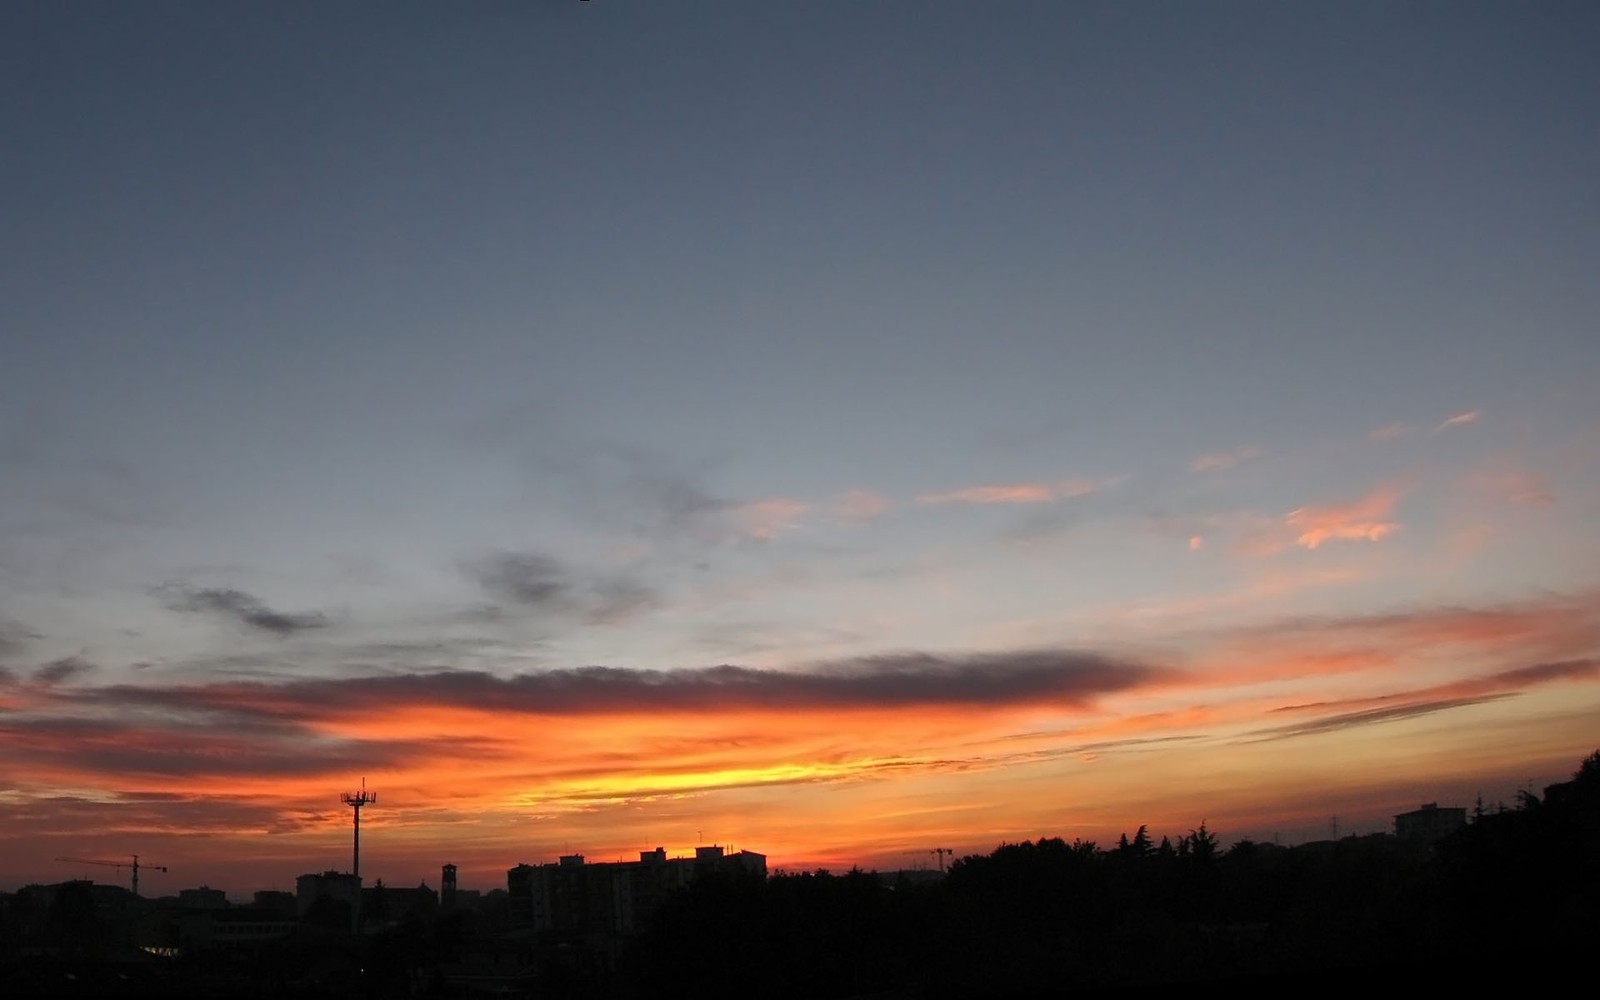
xmin=1574 ymin=749 xmax=1600 ymax=793
xmin=1185 ymin=821 xmax=1218 ymax=863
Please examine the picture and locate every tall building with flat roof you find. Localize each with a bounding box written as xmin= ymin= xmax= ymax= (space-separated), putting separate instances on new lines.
xmin=295 ymin=870 xmax=360 ymax=918
xmin=1395 ymin=802 xmax=1467 ymax=843
xmin=508 ymin=845 xmax=766 ymax=936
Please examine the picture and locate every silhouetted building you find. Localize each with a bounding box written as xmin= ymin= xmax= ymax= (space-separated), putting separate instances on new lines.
xmin=361 ymin=880 xmax=438 ymax=923
xmin=295 ymin=870 xmax=360 ymax=918
xmin=1395 ymin=802 xmax=1467 ymax=843
xmin=442 ymin=863 xmax=458 ymax=910
xmin=508 ymin=845 xmax=766 ymax=936
xmin=177 ymin=886 xmax=228 ymax=910
xmin=252 ymin=890 xmax=296 ymax=917
xmin=135 ymin=905 xmax=297 ymax=955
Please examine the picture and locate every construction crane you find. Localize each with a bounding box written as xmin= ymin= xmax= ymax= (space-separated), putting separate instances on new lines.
xmin=55 ymin=854 xmax=168 ymax=898
xmin=929 ymin=847 xmax=953 ymax=872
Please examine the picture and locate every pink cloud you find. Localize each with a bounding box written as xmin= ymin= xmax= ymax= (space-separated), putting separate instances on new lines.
xmin=919 ymin=476 xmax=1108 ymax=506
xmin=1190 ymin=446 xmax=1264 ymax=472
xmin=1058 ymin=477 xmax=1103 ymax=498
xmin=1368 ymin=422 xmax=1415 ymax=442
xmin=919 ymin=483 xmax=1056 ymax=505
xmin=830 ymin=489 xmax=891 ymax=522
xmin=733 ymin=499 xmax=809 ymax=540
xmin=1434 ymin=410 xmax=1479 ymax=433
xmin=1285 ymin=486 xmax=1402 ymax=549
xmin=1469 ymin=466 xmax=1555 ymax=507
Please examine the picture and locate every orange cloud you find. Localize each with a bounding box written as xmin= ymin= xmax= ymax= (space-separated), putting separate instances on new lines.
xmin=7 ymin=589 xmax=1599 ymax=894
xmin=1285 ymin=486 xmax=1402 ymax=549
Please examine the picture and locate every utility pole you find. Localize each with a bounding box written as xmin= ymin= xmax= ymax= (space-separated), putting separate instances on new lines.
xmin=929 ymin=848 xmax=953 ymax=873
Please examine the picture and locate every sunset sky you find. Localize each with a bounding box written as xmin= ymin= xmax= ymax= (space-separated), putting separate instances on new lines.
xmin=3 ymin=1 xmax=1598 ymax=898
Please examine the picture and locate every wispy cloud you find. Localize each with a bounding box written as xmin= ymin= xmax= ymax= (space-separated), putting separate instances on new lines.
xmin=1190 ymin=446 xmax=1264 ymax=472
xmin=1370 ymin=410 xmax=1480 ymax=441
xmin=830 ymin=489 xmax=891 ymax=523
xmin=1434 ymin=410 xmax=1480 ymax=433
xmin=32 ymin=657 xmax=96 ymax=686
xmin=464 ymin=550 xmax=658 ymax=625
xmin=920 ymin=478 xmax=1104 ymax=506
xmin=732 ymin=498 xmax=810 ymax=540
xmin=158 ymin=586 xmax=329 ymax=637
xmin=0 ymin=620 xmax=39 ymax=662
xmin=1469 ymin=464 xmax=1555 ymax=507
xmin=470 ymin=552 xmax=567 ymax=608
xmin=1368 ymin=422 xmax=1415 ymax=442
xmin=920 ymin=483 xmax=1055 ymax=505
xmin=1285 ymin=485 xmax=1402 ymax=549
xmin=1245 ymin=696 xmax=1509 ymax=742
xmin=1272 ymin=658 xmax=1600 ymax=718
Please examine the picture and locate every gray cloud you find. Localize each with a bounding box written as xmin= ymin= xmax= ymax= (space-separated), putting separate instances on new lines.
xmin=0 ymin=619 xmax=40 ymax=661
xmin=32 ymin=656 xmax=96 ymax=685
xmin=78 ymin=648 xmax=1164 ymax=721
xmin=464 ymin=550 xmax=659 ymax=625
xmin=470 ymin=552 xmax=568 ymax=608
xmin=1245 ymin=696 xmax=1510 ymax=742
xmin=1491 ymin=658 xmax=1600 ymax=687
xmin=159 ymin=585 xmax=329 ymax=636
xmin=0 ymin=713 xmax=511 ymax=780
xmin=1271 ymin=658 xmax=1600 ymax=716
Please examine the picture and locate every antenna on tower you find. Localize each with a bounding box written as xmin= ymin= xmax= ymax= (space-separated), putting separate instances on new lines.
xmin=340 ymin=777 xmax=377 ymax=932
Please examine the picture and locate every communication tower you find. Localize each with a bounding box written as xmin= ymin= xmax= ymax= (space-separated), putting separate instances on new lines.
xmin=340 ymin=778 xmax=376 ymax=932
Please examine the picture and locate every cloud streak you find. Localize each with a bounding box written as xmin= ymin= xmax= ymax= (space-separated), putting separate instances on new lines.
xmin=830 ymin=489 xmax=891 ymax=523
xmin=1246 ymin=696 xmax=1510 ymax=741
xmin=158 ymin=586 xmax=329 ymax=636
xmin=464 ymin=550 xmax=658 ymax=625
xmin=732 ymin=499 xmax=809 ymax=540
xmin=1190 ymin=446 xmax=1263 ymax=472
xmin=78 ymin=649 xmax=1164 ymax=721
xmin=32 ymin=657 xmax=96 ymax=686
xmin=919 ymin=478 xmax=1103 ymax=506
xmin=1435 ymin=410 xmax=1479 ymax=433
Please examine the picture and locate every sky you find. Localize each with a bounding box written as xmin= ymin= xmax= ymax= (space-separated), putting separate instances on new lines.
xmin=2 ymin=1 xmax=1598 ymax=898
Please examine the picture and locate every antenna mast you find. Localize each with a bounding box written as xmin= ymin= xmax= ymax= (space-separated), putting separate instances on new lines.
xmin=340 ymin=778 xmax=377 ymax=932
xmin=340 ymin=777 xmax=377 ymax=879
